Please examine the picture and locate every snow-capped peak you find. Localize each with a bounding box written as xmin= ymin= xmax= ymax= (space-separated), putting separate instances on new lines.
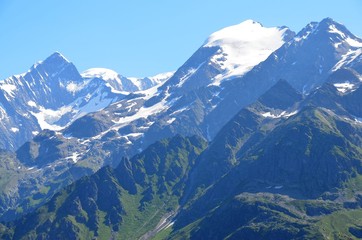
xmin=81 ymin=68 xmax=134 ymax=93
xmin=322 ymin=18 xmax=361 ymax=44
xmin=312 ymin=18 xmax=362 ymax=72
xmin=204 ymin=19 xmax=265 ymax=47
xmin=294 ymin=18 xmax=362 ymax=48
xmin=204 ymin=19 xmax=292 ymax=84
xmin=81 ymin=68 xmax=120 ymax=81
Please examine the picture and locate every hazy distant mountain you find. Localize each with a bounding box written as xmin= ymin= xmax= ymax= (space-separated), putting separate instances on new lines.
xmin=0 ymin=54 xmax=171 ymax=151
xmin=81 ymin=68 xmax=173 ymax=92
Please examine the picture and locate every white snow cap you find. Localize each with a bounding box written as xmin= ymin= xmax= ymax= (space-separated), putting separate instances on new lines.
xmin=81 ymin=68 xmax=120 ymax=81
xmin=204 ymin=19 xmax=290 ymax=84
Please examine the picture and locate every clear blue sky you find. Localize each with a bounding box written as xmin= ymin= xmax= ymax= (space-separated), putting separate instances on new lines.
xmin=1 ymin=0 xmax=361 ymax=79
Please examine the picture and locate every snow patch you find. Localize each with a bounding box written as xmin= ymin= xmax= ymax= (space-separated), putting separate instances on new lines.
xmin=346 ymin=37 xmax=362 ymax=48
xmin=30 ymin=106 xmax=74 ymax=131
xmin=261 ymin=110 xmax=298 ymax=119
xmin=332 ymin=48 xmax=362 ymax=71
xmin=329 ymin=24 xmax=346 ymax=38
xmin=355 ymin=118 xmax=362 ymax=123
xmin=10 ymin=127 xmax=19 ymax=133
xmin=65 ymin=152 xmax=80 ymax=163
xmin=177 ymin=62 xmax=205 ymax=87
xmin=65 ymin=81 xmax=88 ymax=94
xmin=334 ymin=42 xmax=343 ymax=49
xmin=166 ymin=118 xmax=176 ymax=124
xmin=170 ymin=106 xmax=190 ymax=116
xmin=355 ymin=117 xmax=362 ymax=123
xmin=334 ymin=82 xmax=355 ymax=93
xmin=27 ymin=101 xmax=37 ymax=107
xmin=113 ymin=99 xmax=167 ymax=129
xmin=328 ymin=24 xmax=362 ymax=48
xmin=0 ymin=84 xmax=17 ymax=97
xmin=0 ymin=106 xmax=7 ymax=120
xmin=125 ymin=132 xmax=143 ymax=138
xmin=111 ymin=91 xmax=171 ymax=132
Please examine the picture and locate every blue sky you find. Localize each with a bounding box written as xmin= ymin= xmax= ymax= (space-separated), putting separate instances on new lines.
xmin=1 ymin=0 xmax=361 ymax=79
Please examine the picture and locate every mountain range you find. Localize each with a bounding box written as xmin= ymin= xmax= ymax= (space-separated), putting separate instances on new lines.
xmin=0 ymin=54 xmax=172 ymax=151
xmin=0 ymin=17 xmax=362 ymax=239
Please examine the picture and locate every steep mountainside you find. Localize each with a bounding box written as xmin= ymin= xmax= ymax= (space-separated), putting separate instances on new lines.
xmin=0 ymin=135 xmax=207 ymax=239
xmin=4 ymin=73 xmax=362 ymax=239
xmin=170 ymin=78 xmax=362 ymax=240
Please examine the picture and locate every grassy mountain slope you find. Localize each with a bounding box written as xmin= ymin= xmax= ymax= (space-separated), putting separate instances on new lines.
xmin=0 ymin=135 xmax=207 ymax=239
